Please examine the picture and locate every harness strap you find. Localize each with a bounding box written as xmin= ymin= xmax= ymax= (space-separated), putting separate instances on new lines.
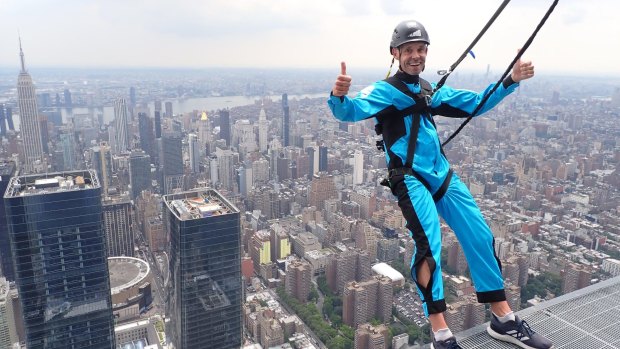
xmin=388 ymin=167 xmax=453 ymax=202
xmin=432 ymin=169 xmax=453 ymax=202
xmin=380 ymin=76 xmax=434 ymax=168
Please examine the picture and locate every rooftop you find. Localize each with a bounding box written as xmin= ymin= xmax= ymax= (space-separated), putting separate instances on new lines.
xmin=0 ymin=161 xmax=15 ymax=177
xmin=108 ymin=257 xmax=150 ymax=294
xmin=5 ymin=170 xmax=100 ymax=197
xmin=164 ymin=188 xmax=238 ymax=220
xmin=449 ymin=276 xmax=620 ymax=349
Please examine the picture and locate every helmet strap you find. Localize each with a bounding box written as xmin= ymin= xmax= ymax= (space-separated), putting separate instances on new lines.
xmin=385 ymin=57 xmax=395 ymax=79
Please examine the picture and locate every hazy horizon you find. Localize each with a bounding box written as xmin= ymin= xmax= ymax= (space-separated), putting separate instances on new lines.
xmin=1 ymin=0 xmax=620 ymax=77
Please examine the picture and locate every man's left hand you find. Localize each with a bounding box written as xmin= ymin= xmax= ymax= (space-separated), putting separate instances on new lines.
xmin=512 ymin=51 xmax=535 ymax=83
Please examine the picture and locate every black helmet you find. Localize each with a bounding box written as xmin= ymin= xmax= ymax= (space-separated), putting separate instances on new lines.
xmin=390 ymin=20 xmax=430 ymax=53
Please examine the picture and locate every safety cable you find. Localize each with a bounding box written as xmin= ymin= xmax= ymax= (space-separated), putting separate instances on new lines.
xmin=441 ymin=0 xmax=559 ymax=147
xmin=434 ymin=0 xmax=511 ymax=93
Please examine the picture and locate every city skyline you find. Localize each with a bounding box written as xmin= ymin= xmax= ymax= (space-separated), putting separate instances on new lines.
xmin=0 ymin=4 xmax=618 ymax=346
xmin=1 ymin=0 xmax=619 ymax=76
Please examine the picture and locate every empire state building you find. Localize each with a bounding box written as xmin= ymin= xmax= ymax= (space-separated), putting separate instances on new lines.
xmin=17 ymin=38 xmax=45 ymax=173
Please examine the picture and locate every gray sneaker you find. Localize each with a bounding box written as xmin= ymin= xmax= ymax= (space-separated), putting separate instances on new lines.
xmin=431 ymin=336 xmax=462 ymax=349
xmin=487 ymin=314 xmax=554 ymax=349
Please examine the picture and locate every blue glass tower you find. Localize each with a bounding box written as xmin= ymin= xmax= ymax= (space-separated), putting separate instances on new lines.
xmin=4 ymin=170 xmax=115 ymax=349
xmin=164 ymin=189 xmax=242 ymax=349
xmin=0 ymin=161 xmax=16 ymax=281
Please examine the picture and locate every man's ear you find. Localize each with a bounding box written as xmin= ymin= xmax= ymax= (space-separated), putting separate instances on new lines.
xmin=390 ymin=47 xmax=399 ymax=60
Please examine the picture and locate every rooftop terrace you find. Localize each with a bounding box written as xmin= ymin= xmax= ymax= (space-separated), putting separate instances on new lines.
xmin=5 ymin=170 xmax=100 ymax=197
xmin=164 ymin=188 xmax=238 ymax=220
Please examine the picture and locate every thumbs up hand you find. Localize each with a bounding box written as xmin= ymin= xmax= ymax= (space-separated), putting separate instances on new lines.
xmin=332 ymin=61 xmax=352 ymax=97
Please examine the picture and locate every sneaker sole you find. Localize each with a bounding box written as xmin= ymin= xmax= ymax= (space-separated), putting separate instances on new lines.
xmin=487 ymin=326 xmax=554 ymax=349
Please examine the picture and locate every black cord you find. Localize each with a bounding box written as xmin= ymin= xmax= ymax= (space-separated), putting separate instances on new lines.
xmin=434 ymin=0 xmax=511 ymax=93
xmin=441 ymin=0 xmax=560 ymax=147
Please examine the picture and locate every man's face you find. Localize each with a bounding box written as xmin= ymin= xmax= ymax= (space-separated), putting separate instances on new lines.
xmin=392 ymin=41 xmax=428 ymax=75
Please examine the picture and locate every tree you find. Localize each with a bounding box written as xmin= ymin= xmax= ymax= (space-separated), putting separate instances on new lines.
xmin=340 ymin=325 xmax=354 ymax=340
xmin=407 ymin=325 xmax=421 ymax=344
xmin=308 ymin=285 xmax=319 ymax=302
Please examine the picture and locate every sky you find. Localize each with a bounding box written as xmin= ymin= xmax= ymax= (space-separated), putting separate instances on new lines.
xmin=0 ymin=0 xmax=619 ymax=76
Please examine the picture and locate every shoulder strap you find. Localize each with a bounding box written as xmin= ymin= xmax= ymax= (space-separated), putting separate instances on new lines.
xmin=381 ymin=76 xmax=435 ymax=169
xmin=382 ymin=77 xmax=433 ymax=117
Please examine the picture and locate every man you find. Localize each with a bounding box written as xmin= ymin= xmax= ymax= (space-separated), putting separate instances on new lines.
xmin=328 ymin=20 xmax=553 ymax=349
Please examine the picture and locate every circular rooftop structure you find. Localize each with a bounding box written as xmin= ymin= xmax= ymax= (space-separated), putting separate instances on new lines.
xmin=108 ymin=256 xmax=151 ymax=295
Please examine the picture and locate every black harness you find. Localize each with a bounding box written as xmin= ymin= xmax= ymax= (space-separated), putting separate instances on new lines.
xmin=376 ymin=75 xmax=453 ymax=202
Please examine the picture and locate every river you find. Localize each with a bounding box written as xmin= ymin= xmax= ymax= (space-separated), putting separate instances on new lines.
xmin=60 ymin=93 xmax=327 ymax=125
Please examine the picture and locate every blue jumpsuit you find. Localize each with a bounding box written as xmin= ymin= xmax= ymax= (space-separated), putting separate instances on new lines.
xmin=328 ymin=71 xmax=519 ymax=316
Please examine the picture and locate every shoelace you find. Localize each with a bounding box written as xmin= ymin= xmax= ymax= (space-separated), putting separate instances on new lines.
xmin=449 ymin=342 xmax=463 ymax=349
xmin=446 ymin=339 xmax=463 ymax=349
xmin=516 ymin=319 xmax=535 ymax=340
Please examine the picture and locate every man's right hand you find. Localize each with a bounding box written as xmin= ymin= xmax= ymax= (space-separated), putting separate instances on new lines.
xmin=331 ymin=61 xmax=352 ymax=97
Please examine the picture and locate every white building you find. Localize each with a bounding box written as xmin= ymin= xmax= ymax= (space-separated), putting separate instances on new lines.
xmin=602 ymin=258 xmax=620 ymax=277
xmin=371 ymin=262 xmax=405 ymax=287
xmin=114 ymin=316 xmax=163 ymax=349
xmin=353 ymin=150 xmax=364 ymax=185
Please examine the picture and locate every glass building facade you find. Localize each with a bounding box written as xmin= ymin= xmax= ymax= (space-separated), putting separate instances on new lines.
xmin=4 ymin=170 xmax=115 ymax=349
xmin=164 ymin=189 xmax=242 ymax=349
xmin=0 ymin=161 xmax=16 ymax=281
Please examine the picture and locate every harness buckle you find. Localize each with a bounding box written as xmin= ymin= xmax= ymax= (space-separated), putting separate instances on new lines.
xmin=376 ymin=140 xmax=385 ymax=151
xmin=423 ymin=95 xmax=432 ymax=108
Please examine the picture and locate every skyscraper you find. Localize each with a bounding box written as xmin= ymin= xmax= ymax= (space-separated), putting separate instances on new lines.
xmin=102 ymin=196 xmax=134 ymax=257
xmin=285 ymin=260 xmax=311 ymax=303
xmin=342 ymin=275 xmax=392 ymax=328
xmin=129 ymin=87 xmax=136 ymax=107
xmin=197 ymin=111 xmax=211 ymax=155
xmin=165 ymin=101 xmax=173 ymax=118
xmin=63 ymin=89 xmax=73 ymax=108
xmin=258 ymin=105 xmax=268 ymax=152
xmin=59 ymin=132 xmax=76 ymax=170
xmin=113 ymin=98 xmax=130 ymax=154
xmin=16 ymin=38 xmax=45 ymax=172
xmin=164 ymin=189 xmax=242 ymax=349
xmin=219 ymin=109 xmax=231 ymax=146
xmin=281 ymin=94 xmax=290 ymax=147
xmin=353 ymin=149 xmax=364 ymax=185
xmin=129 ymin=150 xmax=152 ymax=200
xmin=161 ymin=133 xmax=184 ymax=194
xmin=154 ymin=111 xmax=162 ymax=139
xmin=0 ymin=278 xmax=13 ymax=349
xmin=4 ymin=170 xmax=115 ymax=349
xmin=188 ymin=133 xmax=200 ymax=173
xmin=5 ymin=107 xmax=14 ymax=131
xmin=0 ymin=162 xmax=16 ymax=281
xmin=91 ymin=143 xmax=113 ymax=196
xmin=318 ymin=145 xmax=328 ymax=172
xmin=215 ymin=147 xmax=236 ymax=192
xmin=0 ymin=105 xmax=7 ymax=137
xmin=138 ymin=112 xmax=155 ymax=159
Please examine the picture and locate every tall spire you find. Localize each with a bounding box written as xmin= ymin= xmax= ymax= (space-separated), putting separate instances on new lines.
xmin=18 ymin=34 xmax=26 ymax=73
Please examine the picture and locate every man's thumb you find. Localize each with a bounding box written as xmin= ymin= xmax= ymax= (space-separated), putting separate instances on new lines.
xmin=340 ymin=61 xmax=347 ymax=75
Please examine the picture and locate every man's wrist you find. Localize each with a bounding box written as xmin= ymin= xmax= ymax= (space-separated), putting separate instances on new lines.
xmin=330 ymin=90 xmax=345 ymax=102
xmin=503 ymin=75 xmax=517 ymax=88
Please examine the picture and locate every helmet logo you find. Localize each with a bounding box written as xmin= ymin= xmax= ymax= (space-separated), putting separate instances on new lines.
xmin=408 ymin=30 xmax=421 ymax=37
